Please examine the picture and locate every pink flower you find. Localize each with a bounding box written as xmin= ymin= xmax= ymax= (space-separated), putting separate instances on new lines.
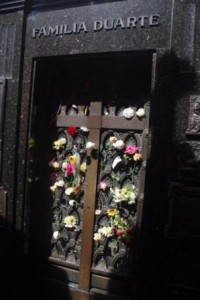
xmin=98 ymin=181 xmax=107 ymax=190
xmin=64 ymin=163 xmax=75 ymax=176
xmin=124 ymin=146 xmax=139 ymax=155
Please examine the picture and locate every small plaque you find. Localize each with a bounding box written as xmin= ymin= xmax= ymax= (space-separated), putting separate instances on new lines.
xmin=186 ymin=95 xmax=200 ymax=135
xmin=0 ymin=186 xmax=7 ymax=227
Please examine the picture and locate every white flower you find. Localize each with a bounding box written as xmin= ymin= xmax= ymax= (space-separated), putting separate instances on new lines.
xmin=136 ymin=108 xmax=145 ymax=118
xmin=98 ymin=226 xmax=113 ymax=237
xmin=65 ymin=187 xmax=74 ymax=195
xmin=80 ymin=126 xmax=89 ymax=132
xmin=69 ymin=200 xmax=76 ymax=206
xmin=53 ymin=231 xmax=59 ymax=240
xmin=112 ymin=156 xmax=122 ymax=169
xmin=62 ymin=162 xmax=68 ymax=170
xmin=122 ymin=107 xmax=135 ymax=119
xmin=109 ymin=136 xmax=118 ymax=144
xmin=110 ymin=187 xmax=121 ymax=203
xmin=59 ymin=137 xmax=67 ymax=144
xmin=95 ymin=209 xmax=101 ymax=215
xmin=64 ymin=215 xmax=77 ymax=228
xmin=94 ymin=233 xmax=103 ymax=241
xmin=113 ymin=140 xmax=125 ymax=150
xmin=86 ymin=141 xmax=95 ymax=150
xmin=55 ymin=180 xmax=65 ymax=187
xmin=128 ymin=192 xmax=137 ymax=204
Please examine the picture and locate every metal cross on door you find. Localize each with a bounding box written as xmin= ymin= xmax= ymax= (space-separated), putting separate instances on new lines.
xmin=49 ymin=100 xmax=150 ymax=299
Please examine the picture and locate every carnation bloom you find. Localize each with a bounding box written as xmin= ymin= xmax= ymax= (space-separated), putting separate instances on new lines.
xmin=69 ymin=200 xmax=76 ymax=206
xmin=52 ymin=162 xmax=60 ymax=169
xmin=124 ymin=146 xmax=139 ymax=155
xmin=95 ymin=209 xmax=101 ymax=215
xmin=136 ymin=108 xmax=145 ymax=117
xmin=65 ymin=187 xmax=74 ymax=195
xmin=94 ymin=233 xmax=103 ymax=241
xmin=67 ymin=126 xmax=77 ymax=137
xmin=116 ymin=230 xmax=124 ymax=237
xmin=62 ymin=162 xmax=68 ymax=169
xmin=64 ymin=215 xmax=77 ymax=228
xmin=113 ymin=140 xmax=125 ymax=150
xmin=59 ymin=138 xmax=67 ymax=144
xmin=122 ymin=107 xmax=135 ymax=119
xmin=109 ymin=136 xmax=117 ymax=144
xmin=53 ymin=231 xmax=59 ymax=239
xmin=64 ymin=163 xmax=75 ymax=176
xmin=98 ymin=181 xmax=107 ymax=190
xmin=80 ymin=126 xmax=89 ymax=132
xmin=86 ymin=141 xmax=95 ymax=150
xmin=55 ymin=180 xmax=65 ymax=187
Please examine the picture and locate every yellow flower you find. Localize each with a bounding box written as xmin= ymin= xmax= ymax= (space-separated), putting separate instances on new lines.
xmin=80 ymin=162 xmax=87 ymax=173
xmin=53 ymin=140 xmax=62 ymax=150
xmin=133 ymin=153 xmax=142 ymax=161
xmin=50 ymin=185 xmax=57 ymax=192
xmin=107 ymin=208 xmax=117 ymax=217
xmin=69 ymin=156 xmax=76 ymax=165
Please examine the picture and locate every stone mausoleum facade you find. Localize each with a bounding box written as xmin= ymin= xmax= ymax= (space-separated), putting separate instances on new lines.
xmin=0 ymin=1 xmax=200 ymax=299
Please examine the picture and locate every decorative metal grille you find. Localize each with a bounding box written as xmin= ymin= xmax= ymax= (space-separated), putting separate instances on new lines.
xmin=92 ymin=129 xmax=142 ymax=275
xmin=49 ymin=126 xmax=89 ymax=265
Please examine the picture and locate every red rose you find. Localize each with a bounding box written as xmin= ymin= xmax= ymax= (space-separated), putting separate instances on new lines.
xmin=116 ymin=230 xmax=123 ymax=236
xmin=67 ymin=126 xmax=77 ymax=137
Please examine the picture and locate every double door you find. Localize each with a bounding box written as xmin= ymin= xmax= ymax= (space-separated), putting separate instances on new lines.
xmin=26 ymin=52 xmax=155 ymax=299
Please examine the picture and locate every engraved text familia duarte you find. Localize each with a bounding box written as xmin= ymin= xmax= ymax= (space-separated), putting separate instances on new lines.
xmin=32 ymin=15 xmax=160 ymax=38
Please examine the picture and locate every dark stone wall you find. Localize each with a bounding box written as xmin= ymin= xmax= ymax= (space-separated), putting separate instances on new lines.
xmin=0 ymin=11 xmax=24 ymax=226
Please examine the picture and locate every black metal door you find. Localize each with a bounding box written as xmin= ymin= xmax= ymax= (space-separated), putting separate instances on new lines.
xmin=26 ymin=52 xmax=156 ymax=300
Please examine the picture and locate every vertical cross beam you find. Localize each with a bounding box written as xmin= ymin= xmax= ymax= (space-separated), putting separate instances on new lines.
xmin=56 ymin=102 xmax=102 ymax=296
xmin=78 ymin=102 xmax=102 ymax=293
